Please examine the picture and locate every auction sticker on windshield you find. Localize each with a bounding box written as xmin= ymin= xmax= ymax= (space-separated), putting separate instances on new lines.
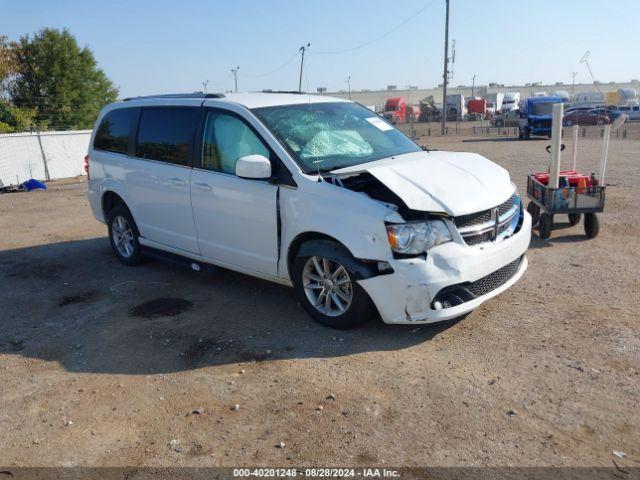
xmin=366 ymin=116 xmax=393 ymax=131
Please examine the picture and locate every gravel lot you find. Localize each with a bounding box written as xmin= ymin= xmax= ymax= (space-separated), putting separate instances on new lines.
xmin=1 ymin=131 xmax=638 ymax=469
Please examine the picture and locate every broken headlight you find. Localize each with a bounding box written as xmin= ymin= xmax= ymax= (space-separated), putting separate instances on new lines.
xmin=386 ymin=220 xmax=452 ymax=255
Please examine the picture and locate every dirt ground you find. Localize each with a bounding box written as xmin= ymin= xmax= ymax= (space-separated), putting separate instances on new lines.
xmin=1 ymin=131 xmax=639 ymax=470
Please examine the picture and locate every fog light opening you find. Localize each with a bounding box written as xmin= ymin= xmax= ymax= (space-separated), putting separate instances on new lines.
xmin=433 ymin=293 xmax=464 ymax=310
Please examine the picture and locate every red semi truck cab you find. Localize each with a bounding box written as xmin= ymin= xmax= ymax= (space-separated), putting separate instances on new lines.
xmin=383 ymin=97 xmax=406 ymax=123
xmin=383 ymin=97 xmax=419 ymax=123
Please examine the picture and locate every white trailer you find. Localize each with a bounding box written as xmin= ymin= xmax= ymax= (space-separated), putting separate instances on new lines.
xmin=485 ymin=92 xmax=505 ymax=113
xmin=501 ymin=92 xmax=520 ymax=112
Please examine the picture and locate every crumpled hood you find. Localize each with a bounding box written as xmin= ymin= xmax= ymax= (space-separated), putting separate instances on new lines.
xmin=333 ymin=151 xmax=515 ymax=216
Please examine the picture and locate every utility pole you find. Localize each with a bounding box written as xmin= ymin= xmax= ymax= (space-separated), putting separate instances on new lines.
xmin=202 ymin=80 xmax=209 ymax=94
xmin=472 ymin=74 xmax=476 ymax=97
xmin=441 ymin=0 xmax=450 ymax=135
xmin=346 ymin=76 xmax=351 ymax=100
xmin=231 ymin=66 xmax=239 ymax=93
xmin=570 ymin=71 xmax=577 ymax=96
xmin=298 ymin=43 xmax=310 ymax=92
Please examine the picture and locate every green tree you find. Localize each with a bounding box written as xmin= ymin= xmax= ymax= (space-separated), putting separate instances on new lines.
xmin=9 ymin=28 xmax=118 ymax=130
xmin=0 ymin=102 xmax=36 ymax=133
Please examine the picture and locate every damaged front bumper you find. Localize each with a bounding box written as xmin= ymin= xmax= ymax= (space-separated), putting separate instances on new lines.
xmin=358 ymin=213 xmax=531 ymax=324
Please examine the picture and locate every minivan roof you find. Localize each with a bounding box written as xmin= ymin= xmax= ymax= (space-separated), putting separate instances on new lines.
xmin=120 ymin=91 xmax=350 ymax=109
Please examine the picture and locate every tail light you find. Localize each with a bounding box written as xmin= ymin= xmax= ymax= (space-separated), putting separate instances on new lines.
xmin=84 ymin=154 xmax=90 ymax=180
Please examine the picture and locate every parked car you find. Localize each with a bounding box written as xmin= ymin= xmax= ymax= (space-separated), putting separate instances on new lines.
xmin=609 ymin=104 xmax=640 ymax=121
xmin=563 ymin=109 xmax=610 ymax=126
xmin=87 ymin=92 xmax=531 ymax=329
xmin=492 ymin=109 xmax=520 ymax=127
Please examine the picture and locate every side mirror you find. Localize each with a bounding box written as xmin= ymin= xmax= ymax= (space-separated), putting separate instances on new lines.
xmin=235 ymin=154 xmax=271 ymax=179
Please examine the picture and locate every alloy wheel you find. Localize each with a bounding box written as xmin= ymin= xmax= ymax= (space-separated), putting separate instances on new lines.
xmin=302 ymin=256 xmax=353 ymax=317
xmin=112 ymin=215 xmax=135 ymax=258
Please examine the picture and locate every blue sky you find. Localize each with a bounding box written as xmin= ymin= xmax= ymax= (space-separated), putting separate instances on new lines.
xmin=2 ymin=0 xmax=638 ymax=98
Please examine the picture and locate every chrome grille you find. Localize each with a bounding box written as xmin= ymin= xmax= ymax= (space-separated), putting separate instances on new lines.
xmin=454 ymin=193 xmax=520 ymax=246
xmin=468 ymin=256 xmax=523 ymax=297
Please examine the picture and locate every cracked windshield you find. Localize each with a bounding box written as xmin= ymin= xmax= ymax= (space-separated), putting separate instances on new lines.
xmin=253 ymin=102 xmax=421 ymax=173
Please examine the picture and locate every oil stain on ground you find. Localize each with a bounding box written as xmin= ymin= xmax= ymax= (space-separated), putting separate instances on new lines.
xmin=129 ymin=297 xmax=193 ymax=319
xmin=57 ymin=290 xmax=98 ymax=307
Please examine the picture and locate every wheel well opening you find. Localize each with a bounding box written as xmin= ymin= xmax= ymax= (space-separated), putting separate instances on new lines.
xmin=102 ymin=191 xmax=125 ymax=219
xmin=287 ymin=232 xmax=344 ymax=278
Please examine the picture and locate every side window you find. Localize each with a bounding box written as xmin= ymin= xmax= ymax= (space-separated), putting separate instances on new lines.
xmin=136 ymin=107 xmax=199 ymax=165
xmin=201 ymin=111 xmax=270 ymax=174
xmin=93 ymin=108 xmax=137 ymax=154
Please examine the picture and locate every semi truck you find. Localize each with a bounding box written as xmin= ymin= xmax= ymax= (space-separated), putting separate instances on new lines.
xmin=382 ymin=96 xmax=419 ymax=123
xmin=518 ymin=96 xmax=563 ymax=139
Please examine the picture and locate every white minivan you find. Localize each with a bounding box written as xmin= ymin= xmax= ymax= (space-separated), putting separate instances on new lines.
xmin=87 ymin=92 xmax=531 ymax=329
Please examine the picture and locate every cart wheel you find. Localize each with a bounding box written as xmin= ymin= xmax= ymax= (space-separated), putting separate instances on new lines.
xmin=584 ymin=213 xmax=599 ymax=238
xmin=568 ymin=213 xmax=581 ymax=226
xmin=527 ymin=201 xmax=540 ymax=226
xmin=538 ymin=213 xmax=553 ymax=239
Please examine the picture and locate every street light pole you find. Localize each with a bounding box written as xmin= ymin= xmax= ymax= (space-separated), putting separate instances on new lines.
xmin=231 ymin=66 xmax=239 ymax=93
xmin=346 ymin=76 xmax=351 ymax=100
xmin=441 ymin=0 xmax=450 ymax=135
xmin=298 ymin=43 xmax=310 ymax=93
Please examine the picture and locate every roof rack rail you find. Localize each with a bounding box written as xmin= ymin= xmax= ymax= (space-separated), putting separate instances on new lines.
xmin=123 ymin=92 xmax=225 ymax=101
xmin=260 ymin=89 xmax=306 ymax=95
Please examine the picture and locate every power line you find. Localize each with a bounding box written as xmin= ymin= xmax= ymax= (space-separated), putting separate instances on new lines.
xmin=312 ymin=0 xmax=437 ymax=55
xmin=239 ymin=51 xmax=300 ymax=78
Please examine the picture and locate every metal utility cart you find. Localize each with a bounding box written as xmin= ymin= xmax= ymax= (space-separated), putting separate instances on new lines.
xmin=526 ymin=170 xmax=605 ymax=239
xmin=526 ymin=104 xmax=626 ymax=240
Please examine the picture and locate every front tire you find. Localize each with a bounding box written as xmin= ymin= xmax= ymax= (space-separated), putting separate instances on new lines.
xmin=292 ymin=240 xmax=374 ymax=329
xmin=584 ymin=213 xmax=599 ymax=238
xmin=538 ymin=213 xmax=553 ymax=239
xmin=107 ymin=205 xmax=143 ymax=266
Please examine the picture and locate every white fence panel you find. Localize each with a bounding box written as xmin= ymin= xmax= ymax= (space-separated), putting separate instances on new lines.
xmin=0 ymin=133 xmax=46 ymax=186
xmin=41 ymin=131 xmax=91 ymax=180
xmin=0 ymin=130 xmax=91 ymax=186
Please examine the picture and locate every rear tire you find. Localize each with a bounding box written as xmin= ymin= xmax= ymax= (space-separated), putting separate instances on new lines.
xmin=524 ymin=128 xmax=531 ymax=140
xmin=291 ymin=240 xmax=374 ymax=329
xmin=538 ymin=213 xmax=553 ymax=239
xmin=107 ymin=205 xmax=143 ymax=266
xmin=584 ymin=213 xmax=599 ymax=238
xmin=568 ymin=213 xmax=581 ymax=226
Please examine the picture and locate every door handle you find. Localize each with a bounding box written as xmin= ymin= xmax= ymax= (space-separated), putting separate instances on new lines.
xmin=193 ymin=182 xmax=212 ymax=191
xmin=168 ymin=177 xmax=187 ymax=187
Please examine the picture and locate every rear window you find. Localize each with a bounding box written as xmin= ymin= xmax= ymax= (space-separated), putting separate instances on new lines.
xmin=136 ymin=107 xmax=200 ymax=165
xmin=93 ymin=108 xmax=137 ymax=154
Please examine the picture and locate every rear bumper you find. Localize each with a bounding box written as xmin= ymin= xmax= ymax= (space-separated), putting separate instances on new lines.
xmin=358 ymin=212 xmax=531 ymax=324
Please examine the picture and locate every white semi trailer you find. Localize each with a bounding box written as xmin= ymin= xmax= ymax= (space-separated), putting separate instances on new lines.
xmin=501 ymin=92 xmax=520 ymax=112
